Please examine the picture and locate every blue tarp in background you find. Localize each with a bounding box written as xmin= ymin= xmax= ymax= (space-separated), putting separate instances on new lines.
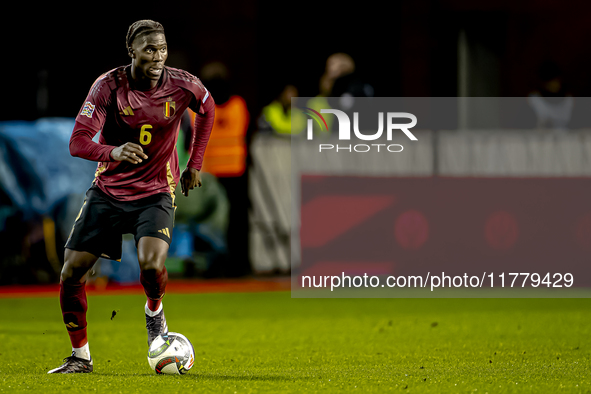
xmin=0 ymin=118 xmax=96 ymax=222
xmin=0 ymin=118 xmax=96 ymax=284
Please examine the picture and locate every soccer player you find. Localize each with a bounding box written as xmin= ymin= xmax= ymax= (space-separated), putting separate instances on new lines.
xmin=48 ymin=20 xmax=215 ymax=373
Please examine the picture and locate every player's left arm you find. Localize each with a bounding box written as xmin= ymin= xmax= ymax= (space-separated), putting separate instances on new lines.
xmin=181 ymin=88 xmax=215 ymax=196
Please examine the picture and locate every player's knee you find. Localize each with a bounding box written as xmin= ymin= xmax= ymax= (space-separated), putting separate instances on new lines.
xmin=60 ymin=262 xmax=74 ymax=282
xmin=137 ymin=237 xmax=169 ymax=272
xmin=138 ymin=252 xmax=166 ymax=272
xmin=62 ymin=249 xmax=97 ymax=283
xmin=60 ymin=260 xmax=87 ymax=283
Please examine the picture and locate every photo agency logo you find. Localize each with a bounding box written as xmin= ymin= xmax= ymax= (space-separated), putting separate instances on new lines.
xmin=302 ymin=107 xmax=418 ymax=153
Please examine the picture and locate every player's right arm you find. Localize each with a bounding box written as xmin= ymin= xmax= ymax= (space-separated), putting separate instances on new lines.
xmin=70 ymin=74 xmax=147 ymax=164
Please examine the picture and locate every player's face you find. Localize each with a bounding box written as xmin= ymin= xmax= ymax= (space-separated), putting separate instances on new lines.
xmin=131 ymin=32 xmax=168 ymax=81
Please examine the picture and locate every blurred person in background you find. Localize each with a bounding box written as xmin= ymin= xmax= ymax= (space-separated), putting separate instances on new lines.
xmin=173 ymin=108 xmax=231 ymax=278
xmin=48 ymin=19 xmax=215 ymax=373
xmin=307 ymin=53 xmax=374 ymax=136
xmin=325 ymin=52 xmax=374 ymax=112
xmin=320 ymin=52 xmax=356 ymax=98
xmin=527 ymin=60 xmax=573 ymax=131
xmin=186 ymin=61 xmax=252 ymax=277
xmin=258 ymin=84 xmax=306 ymax=136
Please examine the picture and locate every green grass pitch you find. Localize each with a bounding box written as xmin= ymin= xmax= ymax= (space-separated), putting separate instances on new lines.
xmin=0 ymin=292 xmax=590 ymax=393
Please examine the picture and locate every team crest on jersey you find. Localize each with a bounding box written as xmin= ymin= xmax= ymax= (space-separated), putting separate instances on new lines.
xmin=80 ymin=101 xmax=95 ymax=118
xmin=163 ymin=98 xmax=175 ymax=119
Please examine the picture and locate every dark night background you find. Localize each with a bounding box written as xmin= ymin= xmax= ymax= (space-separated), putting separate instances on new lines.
xmin=4 ymin=0 xmax=591 ymax=122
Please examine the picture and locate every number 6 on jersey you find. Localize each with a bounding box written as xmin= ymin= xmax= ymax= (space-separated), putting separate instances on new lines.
xmin=140 ymin=124 xmax=152 ymax=145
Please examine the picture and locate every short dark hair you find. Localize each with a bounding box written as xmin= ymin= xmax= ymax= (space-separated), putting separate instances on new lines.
xmin=126 ymin=20 xmax=165 ymax=50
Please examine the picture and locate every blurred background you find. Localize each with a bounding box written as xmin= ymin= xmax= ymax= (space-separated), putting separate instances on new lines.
xmin=3 ymin=0 xmax=591 ymax=288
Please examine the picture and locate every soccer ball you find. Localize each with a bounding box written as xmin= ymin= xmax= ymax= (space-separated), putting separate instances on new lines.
xmin=147 ymin=332 xmax=195 ymax=375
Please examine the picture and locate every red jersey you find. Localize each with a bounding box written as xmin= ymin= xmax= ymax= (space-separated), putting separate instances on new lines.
xmin=70 ymin=65 xmax=215 ymax=201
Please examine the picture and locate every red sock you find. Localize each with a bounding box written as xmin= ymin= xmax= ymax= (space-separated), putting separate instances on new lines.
xmin=140 ymin=267 xmax=168 ymax=311
xmin=60 ymin=280 xmax=88 ymax=348
xmin=68 ymin=327 xmax=88 ymax=348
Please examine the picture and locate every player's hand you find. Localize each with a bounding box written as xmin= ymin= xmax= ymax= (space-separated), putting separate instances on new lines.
xmin=110 ymin=142 xmax=148 ymax=164
xmin=180 ymin=167 xmax=202 ymax=196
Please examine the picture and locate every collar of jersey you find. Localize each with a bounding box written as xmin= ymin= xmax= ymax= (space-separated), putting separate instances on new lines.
xmin=117 ymin=65 xmax=172 ymax=111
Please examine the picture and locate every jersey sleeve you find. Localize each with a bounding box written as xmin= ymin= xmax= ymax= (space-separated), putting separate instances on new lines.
xmin=70 ymin=74 xmax=117 ymax=162
xmin=187 ymin=89 xmax=215 ymax=171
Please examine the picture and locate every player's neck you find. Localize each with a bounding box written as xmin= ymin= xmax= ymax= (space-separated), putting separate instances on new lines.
xmin=129 ymin=65 xmax=160 ymax=91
